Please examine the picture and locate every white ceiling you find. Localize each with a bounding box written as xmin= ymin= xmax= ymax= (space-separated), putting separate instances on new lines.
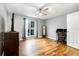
xmin=5 ymin=3 xmax=79 ymax=19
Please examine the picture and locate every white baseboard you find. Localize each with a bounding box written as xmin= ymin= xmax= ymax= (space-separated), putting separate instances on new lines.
xmin=67 ymin=43 xmax=79 ymax=49
xmin=38 ymin=36 xmax=42 ymax=38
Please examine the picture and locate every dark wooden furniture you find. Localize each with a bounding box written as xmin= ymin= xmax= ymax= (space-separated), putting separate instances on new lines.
xmin=4 ymin=32 xmax=19 ymax=56
xmin=0 ymin=32 xmax=4 ymax=56
xmin=56 ymin=29 xmax=67 ymax=44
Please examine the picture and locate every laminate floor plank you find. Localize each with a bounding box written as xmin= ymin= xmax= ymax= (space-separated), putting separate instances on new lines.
xmin=19 ymin=38 xmax=79 ymax=56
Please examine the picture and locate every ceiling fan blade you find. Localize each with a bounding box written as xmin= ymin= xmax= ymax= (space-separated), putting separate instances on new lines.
xmin=43 ymin=8 xmax=48 ymax=11
xmin=41 ymin=12 xmax=47 ymax=16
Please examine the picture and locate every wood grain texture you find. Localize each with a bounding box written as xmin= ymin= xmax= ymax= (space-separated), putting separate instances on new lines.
xmin=4 ymin=32 xmax=19 ymax=56
xmin=19 ymin=38 xmax=79 ymax=56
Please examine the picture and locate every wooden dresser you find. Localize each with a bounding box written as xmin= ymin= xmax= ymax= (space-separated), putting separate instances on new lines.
xmin=4 ymin=32 xmax=19 ymax=56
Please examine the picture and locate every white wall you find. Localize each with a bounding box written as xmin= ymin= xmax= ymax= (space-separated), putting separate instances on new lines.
xmin=67 ymin=11 xmax=79 ymax=49
xmin=0 ymin=4 xmax=7 ymax=55
xmin=0 ymin=4 xmax=7 ymax=32
xmin=45 ymin=15 xmax=67 ymax=40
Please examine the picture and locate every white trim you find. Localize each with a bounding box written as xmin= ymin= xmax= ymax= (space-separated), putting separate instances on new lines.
xmin=38 ymin=36 xmax=42 ymax=38
xmin=67 ymin=43 xmax=79 ymax=49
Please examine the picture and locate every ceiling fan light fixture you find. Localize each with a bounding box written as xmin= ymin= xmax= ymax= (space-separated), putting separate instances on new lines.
xmin=38 ymin=13 xmax=43 ymax=16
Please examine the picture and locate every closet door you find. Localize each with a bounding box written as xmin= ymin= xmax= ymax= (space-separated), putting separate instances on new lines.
xmin=67 ymin=11 xmax=79 ymax=49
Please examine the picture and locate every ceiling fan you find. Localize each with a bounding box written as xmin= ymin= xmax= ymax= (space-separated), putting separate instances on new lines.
xmin=27 ymin=3 xmax=51 ymax=16
xmin=33 ymin=3 xmax=50 ymax=16
xmin=37 ymin=7 xmax=48 ymax=16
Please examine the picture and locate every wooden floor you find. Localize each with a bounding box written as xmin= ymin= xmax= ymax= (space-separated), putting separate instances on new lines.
xmin=19 ymin=38 xmax=79 ymax=56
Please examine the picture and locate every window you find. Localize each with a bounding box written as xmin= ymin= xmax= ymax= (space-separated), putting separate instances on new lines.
xmin=31 ymin=29 xmax=34 ymax=35
xmin=31 ymin=21 xmax=34 ymax=28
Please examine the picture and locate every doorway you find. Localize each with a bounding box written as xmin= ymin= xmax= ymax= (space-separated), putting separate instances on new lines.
xmin=25 ymin=19 xmax=37 ymax=39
